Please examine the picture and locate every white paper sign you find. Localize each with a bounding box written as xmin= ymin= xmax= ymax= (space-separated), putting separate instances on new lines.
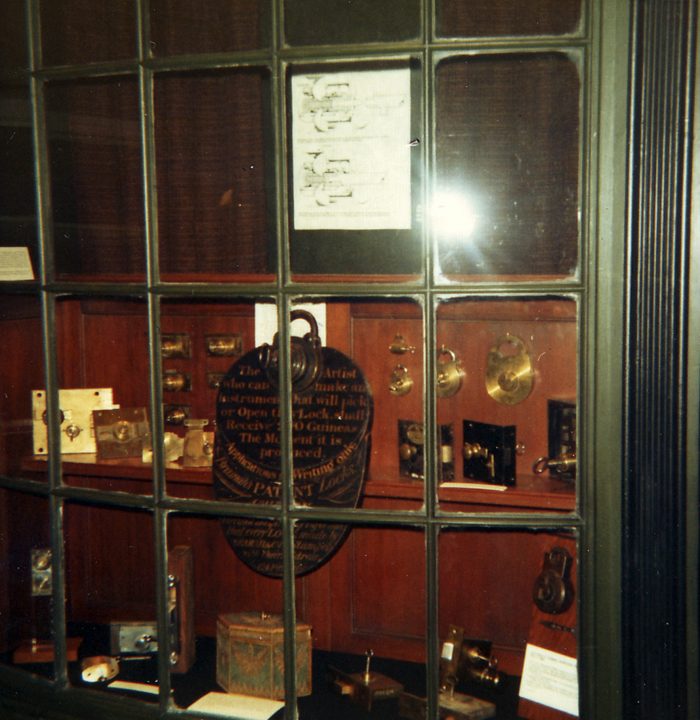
xmin=187 ymin=692 xmax=284 ymax=720
xmin=0 ymin=247 xmax=34 ymax=280
xmin=291 ymin=68 xmax=412 ymax=230
xmin=519 ymin=644 xmax=579 ymax=717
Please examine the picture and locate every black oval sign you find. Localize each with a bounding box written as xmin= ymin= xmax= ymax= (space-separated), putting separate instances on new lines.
xmin=214 ymin=344 xmax=372 ymax=577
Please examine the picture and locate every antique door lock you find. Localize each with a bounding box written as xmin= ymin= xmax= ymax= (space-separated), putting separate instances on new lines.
xmin=462 ymin=419 xmax=517 ymax=485
xmin=436 ymin=345 xmax=464 ymax=398
xmin=258 ymin=309 xmax=324 ymax=393
xmin=533 ymin=546 xmax=574 ymax=614
xmin=533 ymin=399 xmax=577 ymax=481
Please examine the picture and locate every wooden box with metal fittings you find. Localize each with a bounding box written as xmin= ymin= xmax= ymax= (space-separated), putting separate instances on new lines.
xmin=216 ymin=611 xmax=312 ymax=699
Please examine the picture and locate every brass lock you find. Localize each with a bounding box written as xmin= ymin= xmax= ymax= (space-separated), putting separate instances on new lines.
xmin=258 ymin=309 xmax=323 ymax=393
xmin=533 ymin=453 xmax=577 ymax=475
xmin=436 ymin=346 xmax=464 ymax=398
xmin=161 ymin=334 xmax=191 ymax=359
xmin=164 ymin=405 xmax=189 ymax=425
xmin=389 ymin=333 xmax=416 ymax=355
xmin=463 ymin=442 xmax=495 ymax=479
xmin=533 ymin=546 xmax=574 ymax=615
xmin=389 ymin=365 xmax=413 ymax=396
xmin=205 ymin=334 xmax=242 ymax=357
xmin=485 ymin=334 xmax=534 ymax=405
xmin=162 ymin=370 xmax=190 ymax=393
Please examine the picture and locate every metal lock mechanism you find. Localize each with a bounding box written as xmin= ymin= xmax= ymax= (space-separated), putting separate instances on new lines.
xmin=485 ymin=334 xmax=535 ymax=405
xmin=436 ymin=346 xmax=464 ymax=398
xmin=258 ymin=309 xmax=324 ymax=393
xmin=533 ymin=546 xmax=575 ymax=615
xmin=389 ymin=365 xmax=413 ymax=396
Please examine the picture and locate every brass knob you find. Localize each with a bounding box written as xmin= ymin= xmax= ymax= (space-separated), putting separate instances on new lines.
xmin=463 ymin=442 xmax=488 ymax=460
xmin=399 ymin=443 xmax=417 ymax=460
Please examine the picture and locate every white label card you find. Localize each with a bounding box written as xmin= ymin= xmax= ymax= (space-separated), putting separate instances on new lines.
xmin=291 ymin=68 xmax=412 ymax=230
xmin=519 ymin=644 xmax=579 ymax=717
xmin=0 ymin=247 xmax=34 ymax=280
xmin=187 ymin=692 xmax=284 ymax=720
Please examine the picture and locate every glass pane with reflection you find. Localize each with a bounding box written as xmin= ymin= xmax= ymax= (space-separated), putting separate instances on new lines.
xmin=437 ymin=528 xmax=579 ymax=718
xmin=167 ymin=514 xmax=285 ymax=711
xmin=436 ymin=297 xmax=577 ymax=514
xmin=162 ymin=297 xmax=264 ymax=499
xmin=0 ymin=491 xmax=54 ymax=679
xmin=46 ymin=77 xmax=145 ymax=280
xmin=434 ymin=53 xmax=580 ymax=281
xmin=437 ymin=0 xmax=582 ymax=38
xmin=210 ymin=299 xmax=281 ymax=513
xmin=284 ymin=0 xmax=420 ymax=46
xmin=0 ymin=293 xmax=46 ymax=482
xmin=289 ymin=298 xmax=426 ymax=511
xmin=154 ymin=69 xmax=275 ymax=280
xmin=288 ymin=61 xmax=423 ymax=281
xmin=65 ymin=503 xmax=158 ymax=699
xmin=150 ymin=0 xmax=270 ymax=56
xmin=295 ymin=522 xmax=427 ymax=717
xmin=50 ymin=295 xmax=152 ymax=494
xmin=40 ymin=0 xmax=136 ymax=66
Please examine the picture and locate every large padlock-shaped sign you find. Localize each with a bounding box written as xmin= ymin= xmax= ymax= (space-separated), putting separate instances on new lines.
xmin=214 ymin=310 xmax=373 ymax=577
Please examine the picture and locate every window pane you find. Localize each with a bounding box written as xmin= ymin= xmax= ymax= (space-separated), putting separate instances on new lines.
xmin=435 ymin=53 xmax=580 ymax=280
xmin=46 ymin=77 xmax=145 ymax=280
xmin=163 ymin=297 xmax=261 ymax=499
xmin=436 ymin=297 xmax=577 ymax=514
xmin=296 ymin=522 xmax=427 ymax=715
xmin=40 ymin=0 xmax=136 ymax=66
xmin=288 ymin=61 xmax=423 ymax=281
xmin=0 ymin=491 xmax=54 ymax=679
xmin=154 ymin=69 xmax=274 ymax=280
xmin=167 ymin=514 xmax=284 ymax=708
xmin=0 ymin=293 xmax=45 ymax=481
xmin=284 ymin=0 xmax=420 ymax=46
xmin=289 ymin=298 xmax=426 ymax=512
xmin=65 ymin=504 xmax=158 ymax=699
xmin=150 ymin=0 xmax=270 ymax=56
xmin=438 ymin=529 xmax=579 ymax=718
xmin=46 ymin=296 xmax=152 ymax=494
xmin=437 ymin=0 xmax=582 ymax=38
xmin=211 ymin=299 xmax=281 ymax=514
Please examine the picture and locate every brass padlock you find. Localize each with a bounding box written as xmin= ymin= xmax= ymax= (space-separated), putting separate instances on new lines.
xmin=389 ymin=365 xmax=413 ymax=396
xmin=436 ymin=346 xmax=464 ymax=398
xmin=533 ymin=546 xmax=574 ymax=615
xmin=258 ymin=309 xmax=324 ymax=393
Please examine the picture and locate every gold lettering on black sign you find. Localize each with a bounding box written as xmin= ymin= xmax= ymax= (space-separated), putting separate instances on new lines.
xmin=214 ymin=345 xmax=372 ymax=577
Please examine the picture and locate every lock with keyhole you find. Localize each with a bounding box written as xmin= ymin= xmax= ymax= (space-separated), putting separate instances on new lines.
xmin=436 ymin=346 xmax=464 ymax=398
xmin=533 ymin=546 xmax=574 ymax=615
xmin=462 ymin=419 xmax=516 ymax=485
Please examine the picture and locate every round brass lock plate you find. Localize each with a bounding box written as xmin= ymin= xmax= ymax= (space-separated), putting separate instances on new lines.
xmin=485 ymin=335 xmax=534 ymax=405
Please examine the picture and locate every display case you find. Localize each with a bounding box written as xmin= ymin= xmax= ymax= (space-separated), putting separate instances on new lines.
xmin=0 ymin=2 xmax=636 ymax=720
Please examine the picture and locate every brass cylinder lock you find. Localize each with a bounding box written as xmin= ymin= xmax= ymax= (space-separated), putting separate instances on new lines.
xmin=533 ymin=453 xmax=577 ymax=475
xmin=436 ymin=346 xmax=464 ymax=398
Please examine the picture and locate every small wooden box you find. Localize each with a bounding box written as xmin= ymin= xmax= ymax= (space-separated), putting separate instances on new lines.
xmin=216 ymin=612 xmax=312 ymax=699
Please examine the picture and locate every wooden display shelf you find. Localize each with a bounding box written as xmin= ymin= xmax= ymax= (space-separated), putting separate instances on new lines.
xmin=365 ymin=475 xmax=575 ymax=512
xmin=22 ymin=455 xmax=575 ymax=511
